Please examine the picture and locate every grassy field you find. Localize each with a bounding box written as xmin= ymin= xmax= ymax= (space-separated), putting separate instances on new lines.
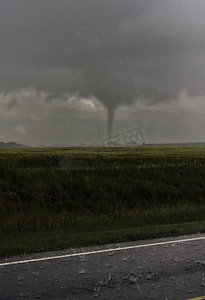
xmin=1 ymin=146 xmax=205 ymax=257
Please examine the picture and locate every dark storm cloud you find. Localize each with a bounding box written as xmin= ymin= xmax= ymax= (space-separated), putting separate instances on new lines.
xmin=1 ymin=0 xmax=205 ymax=136
xmin=4 ymin=98 xmax=18 ymax=111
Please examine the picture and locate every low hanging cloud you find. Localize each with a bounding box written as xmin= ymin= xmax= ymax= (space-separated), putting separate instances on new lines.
xmin=1 ymin=0 xmax=205 ymax=143
xmin=0 ymin=88 xmax=105 ymax=145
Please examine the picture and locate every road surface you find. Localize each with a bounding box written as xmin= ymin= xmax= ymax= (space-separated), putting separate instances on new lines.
xmin=0 ymin=234 xmax=205 ymax=299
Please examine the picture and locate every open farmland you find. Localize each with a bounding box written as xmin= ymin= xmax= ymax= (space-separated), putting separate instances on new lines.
xmin=1 ymin=147 xmax=205 ymax=257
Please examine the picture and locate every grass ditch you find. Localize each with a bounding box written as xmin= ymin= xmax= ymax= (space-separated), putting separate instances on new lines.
xmin=1 ymin=221 xmax=205 ymax=258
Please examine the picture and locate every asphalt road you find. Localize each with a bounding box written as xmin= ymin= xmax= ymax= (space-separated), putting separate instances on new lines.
xmin=0 ymin=234 xmax=205 ymax=300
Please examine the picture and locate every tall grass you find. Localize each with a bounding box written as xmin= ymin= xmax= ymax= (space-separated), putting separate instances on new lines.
xmin=1 ymin=147 xmax=205 ymax=256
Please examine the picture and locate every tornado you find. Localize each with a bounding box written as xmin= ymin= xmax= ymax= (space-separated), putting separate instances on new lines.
xmin=107 ymin=107 xmax=115 ymax=138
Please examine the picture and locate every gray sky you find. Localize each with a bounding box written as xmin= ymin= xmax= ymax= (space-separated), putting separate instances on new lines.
xmin=1 ymin=0 xmax=205 ymax=146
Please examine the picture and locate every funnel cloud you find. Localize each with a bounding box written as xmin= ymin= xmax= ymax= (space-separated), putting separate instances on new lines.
xmin=1 ymin=0 xmax=205 ymax=144
xmin=107 ymin=107 xmax=115 ymax=139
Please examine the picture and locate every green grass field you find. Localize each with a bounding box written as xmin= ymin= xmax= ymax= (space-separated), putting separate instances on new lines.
xmin=1 ymin=146 xmax=205 ymax=257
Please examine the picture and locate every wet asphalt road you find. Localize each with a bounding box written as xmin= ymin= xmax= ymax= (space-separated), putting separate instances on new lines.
xmin=0 ymin=234 xmax=205 ymax=300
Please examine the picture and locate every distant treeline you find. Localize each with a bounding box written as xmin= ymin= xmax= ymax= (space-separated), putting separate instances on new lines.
xmin=0 ymin=141 xmax=26 ymax=148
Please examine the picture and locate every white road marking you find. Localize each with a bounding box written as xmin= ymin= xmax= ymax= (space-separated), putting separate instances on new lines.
xmin=0 ymin=236 xmax=205 ymax=267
